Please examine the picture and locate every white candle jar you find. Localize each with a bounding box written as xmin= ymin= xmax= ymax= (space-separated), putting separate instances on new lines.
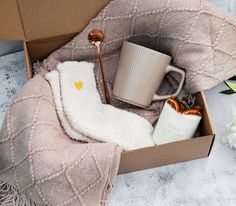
xmin=153 ymin=102 xmax=202 ymax=145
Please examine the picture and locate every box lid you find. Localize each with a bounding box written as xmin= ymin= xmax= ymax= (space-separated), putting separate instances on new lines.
xmin=0 ymin=0 xmax=110 ymax=41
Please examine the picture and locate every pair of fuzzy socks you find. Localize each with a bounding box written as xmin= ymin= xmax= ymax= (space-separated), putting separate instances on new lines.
xmin=46 ymin=61 xmax=154 ymax=150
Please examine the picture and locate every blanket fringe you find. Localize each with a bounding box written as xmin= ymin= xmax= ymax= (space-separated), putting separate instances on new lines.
xmin=0 ymin=180 xmax=39 ymax=206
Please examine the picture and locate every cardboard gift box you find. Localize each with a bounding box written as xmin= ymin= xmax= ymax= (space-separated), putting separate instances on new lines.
xmin=0 ymin=0 xmax=215 ymax=174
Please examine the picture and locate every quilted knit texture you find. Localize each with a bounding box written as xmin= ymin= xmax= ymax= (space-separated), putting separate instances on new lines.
xmin=37 ymin=0 xmax=236 ymax=124
xmin=0 ymin=75 xmax=122 ymax=206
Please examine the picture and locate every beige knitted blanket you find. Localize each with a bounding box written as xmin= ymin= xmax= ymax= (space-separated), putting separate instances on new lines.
xmin=37 ymin=0 xmax=236 ymax=124
xmin=0 ymin=76 xmax=122 ymax=205
xmin=1 ymin=0 xmax=236 ymax=205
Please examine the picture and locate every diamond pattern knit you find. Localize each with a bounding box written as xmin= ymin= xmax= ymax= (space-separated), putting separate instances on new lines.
xmin=38 ymin=0 xmax=236 ymax=124
xmin=0 ymin=76 xmax=122 ymax=206
xmin=1 ymin=0 xmax=236 ymax=205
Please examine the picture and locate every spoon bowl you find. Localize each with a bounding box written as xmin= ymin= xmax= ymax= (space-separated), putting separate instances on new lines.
xmin=88 ymin=30 xmax=104 ymax=44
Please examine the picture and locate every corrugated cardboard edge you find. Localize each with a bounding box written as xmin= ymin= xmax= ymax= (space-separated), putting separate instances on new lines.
xmin=199 ymin=91 xmax=215 ymax=134
xmin=118 ymin=92 xmax=215 ymax=174
xmin=26 ymin=33 xmax=77 ymax=64
xmin=199 ymin=91 xmax=215 ymax=156
xmin=207 ymin=134 xmax=215 ymax=156
xmin=118 ymin=135 xmax=215 ymax=174
xmin=23 ymin=42 xmax=32 ymax=79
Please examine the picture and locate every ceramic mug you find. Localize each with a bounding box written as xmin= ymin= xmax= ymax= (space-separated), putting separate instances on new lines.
xmin=113 ymin=41 xmax=185 ymax=108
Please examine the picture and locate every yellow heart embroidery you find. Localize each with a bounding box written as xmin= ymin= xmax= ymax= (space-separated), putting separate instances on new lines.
xmin=74 ymin=81 xmax=83 ymax=90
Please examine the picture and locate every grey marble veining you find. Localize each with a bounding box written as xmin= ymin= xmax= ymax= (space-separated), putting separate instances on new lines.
xmin=209 ymin=0 xmax=236 ymax=16
xmin=0 ymin=1 xmax=236 ymax=205
xmin=0 ymin=41 xmax=23 ymax=56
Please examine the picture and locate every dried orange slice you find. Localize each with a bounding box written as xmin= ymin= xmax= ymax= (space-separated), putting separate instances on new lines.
xmin=167 ymin=97 xmax=180 ymax=112
xmin=182 ymin=109 xmax=202 ymax=116
xmin=192 ymin=106 xmax=202 ymax=111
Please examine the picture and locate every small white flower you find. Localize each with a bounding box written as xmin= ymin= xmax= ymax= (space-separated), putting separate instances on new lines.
xmin=222 ymin=106 xmax=236 ymax=148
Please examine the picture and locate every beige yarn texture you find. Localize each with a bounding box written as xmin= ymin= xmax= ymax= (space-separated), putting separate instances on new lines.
xmin=0 ymin=76 xmax=122 ymax=206
xmin=38 ymin=0 xmax=236 ymax=124
xmin=1 ymin=0 xmax=236 ymax=205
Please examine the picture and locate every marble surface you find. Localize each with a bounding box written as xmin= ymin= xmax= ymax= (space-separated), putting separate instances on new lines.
xmin=0 ymin=1 xmax=236 ymax=205
xmin=0 ymin=52 xmax=27 ymax=124
xmin=0 ymin=41 xmax=22 ymax=56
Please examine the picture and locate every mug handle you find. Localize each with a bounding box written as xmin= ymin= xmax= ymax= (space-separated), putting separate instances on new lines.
xmin=152 ymin=65 xmax=185 ymax=101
